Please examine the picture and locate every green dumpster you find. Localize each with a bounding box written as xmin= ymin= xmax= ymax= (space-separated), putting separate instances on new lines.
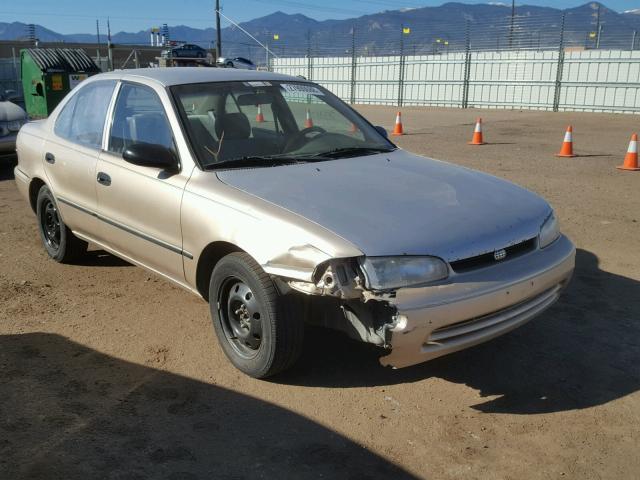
xmin=21 ymin=48 xmax=101 ymax=119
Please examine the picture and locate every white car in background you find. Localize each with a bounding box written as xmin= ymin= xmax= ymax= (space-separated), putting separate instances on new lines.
xmin=218 ymin=57 xmax=256 ymax=70
xmin=0 ymin=91 xmax=28 ymax=160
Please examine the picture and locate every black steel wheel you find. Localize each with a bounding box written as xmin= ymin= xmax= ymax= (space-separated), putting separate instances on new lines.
xmin=209 ymin=252 xmax=304 ymax=378
xmin=36 ymin=185 xmax=88 ymax=263
xmin=40 ymin=196 xmax=61 ymax=251
xmin=219 ymin=277 xmax=264 ymax=358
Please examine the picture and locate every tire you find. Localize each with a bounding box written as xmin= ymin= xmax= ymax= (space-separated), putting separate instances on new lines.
xmin=209 ymin=252 xmax=304 ymax=378
xmin=36 ymin=185 xmax=88 ymax=263
xmin=226 ymin=61 xmax=234 ymax=68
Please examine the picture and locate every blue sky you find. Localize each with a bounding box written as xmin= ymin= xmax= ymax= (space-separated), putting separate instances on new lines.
xmin=2 ymin=0 xmax=640 ymax=34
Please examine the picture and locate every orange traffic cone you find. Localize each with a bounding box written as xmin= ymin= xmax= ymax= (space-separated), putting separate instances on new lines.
xmin=392 ymin=111 xmax=404 ymax=136
xmin=556 ymin=126 xmax=577 ymax=157
xmin=468 ymin=118 xmax=486 ymax=145
xmin=255 ymin=104 xmax=265 ymax=123
xmin=304 ymin=109 xmax=314 ymax=128
xmin=617 ymin=133 xmax=640 ymax=171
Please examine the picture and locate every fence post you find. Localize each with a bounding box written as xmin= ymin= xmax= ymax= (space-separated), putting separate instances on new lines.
xmin=632 ymin=30 xmax=637 ymax=51
xmin=398 ymin=25 xmax=406 ymax=107
xmin=307 ymin=30 xmax=313 ymax=81
xmin=553 ymin=13 xmax=566 ymax=112
xmin=350 ymin=27 xmax=356 ymax=104
xmin=462 ymin=20 xmax=471 ymax=109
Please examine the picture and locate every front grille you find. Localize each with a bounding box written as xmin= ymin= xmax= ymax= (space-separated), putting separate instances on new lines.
xmin=449 ymin=238 xmax=536 ymax=273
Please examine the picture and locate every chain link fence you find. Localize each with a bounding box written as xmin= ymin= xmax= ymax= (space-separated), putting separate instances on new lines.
xmin=0 ymin=41 xmax=165 ymax=97
xmin=3 ymin=9 xmax=640 ymax=113
xmin=268 ymin=12 xmax=640 ymax=113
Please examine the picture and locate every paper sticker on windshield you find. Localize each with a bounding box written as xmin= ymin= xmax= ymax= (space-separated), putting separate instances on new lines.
xmin=244 ymin=81 xmax=272 ymax=87
xmin=280 ymin=83 xmax=324 ymax=96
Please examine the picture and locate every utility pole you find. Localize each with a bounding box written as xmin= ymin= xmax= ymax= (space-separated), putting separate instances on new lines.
xmin=215 ymin=0 xmax=222 ymax=62
xmin=96 ymin=20 xmax=101 ymax=66
xmin=508 ymin=0 xmax=515 ymax=48
xmin=107 ymin=18 xmax=113 ymax=71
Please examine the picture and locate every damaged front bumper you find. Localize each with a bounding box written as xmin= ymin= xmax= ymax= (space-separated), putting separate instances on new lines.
xmin=380 ymin=235 xmax=575 ymax=368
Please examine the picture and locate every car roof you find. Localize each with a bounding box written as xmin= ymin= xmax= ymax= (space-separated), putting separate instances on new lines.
xmin=91 ymin=67 xmax=305 ymax=87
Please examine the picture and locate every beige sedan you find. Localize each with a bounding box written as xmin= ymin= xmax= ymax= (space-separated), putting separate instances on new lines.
xmin=15 ymin=68 xmax=575 ymax=378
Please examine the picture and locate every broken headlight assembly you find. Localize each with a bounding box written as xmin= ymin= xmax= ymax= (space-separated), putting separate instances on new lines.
xmin=539 ymin=211 xmax=560 ymax=249
xmin=358 ymin=256 xmax=449 ymax=290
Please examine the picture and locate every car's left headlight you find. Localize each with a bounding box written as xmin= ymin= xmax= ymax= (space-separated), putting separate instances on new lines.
xmin=359 ymin=256 xmax=449 ymax=290
xmin=539 ymin=211 xmax=561 ymax=248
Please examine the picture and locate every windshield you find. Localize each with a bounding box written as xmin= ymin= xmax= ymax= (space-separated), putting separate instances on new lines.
xmin=171 ymin=80 xmax=395 ymax=168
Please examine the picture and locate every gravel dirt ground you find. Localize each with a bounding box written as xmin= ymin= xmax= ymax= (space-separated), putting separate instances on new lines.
xmin=1 ymin=106 xmax=639 ymax=479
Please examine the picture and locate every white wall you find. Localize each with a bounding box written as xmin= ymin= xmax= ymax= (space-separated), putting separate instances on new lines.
xmin=273 ymin=49 xmax=640 ymax=114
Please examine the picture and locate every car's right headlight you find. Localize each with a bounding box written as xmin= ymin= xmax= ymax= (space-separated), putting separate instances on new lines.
xmin=539 ymin=211 xmax=561 ymax=248
xmin=358 ymin=256 xmax=449 ymax=290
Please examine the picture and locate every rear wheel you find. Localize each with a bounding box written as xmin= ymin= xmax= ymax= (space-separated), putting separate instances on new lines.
xmin=36 ymin=185 xmax=87 ymax=263
xmin=209 ymin=252 xmax=304 ymax=378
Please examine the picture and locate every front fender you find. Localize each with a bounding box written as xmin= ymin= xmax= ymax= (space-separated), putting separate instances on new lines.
xmin=181 ymin=170 xmax=363 ymax=289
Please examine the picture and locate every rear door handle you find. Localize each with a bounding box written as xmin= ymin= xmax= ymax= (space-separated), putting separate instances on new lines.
xmin=96 ymin=172 xmax=111 ymax=186
xmin=45 ymin=152 xmax=55 ymax=164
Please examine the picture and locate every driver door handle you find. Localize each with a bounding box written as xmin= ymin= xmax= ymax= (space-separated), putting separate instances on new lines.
xmin=96 ymin=172 xmax=111 ymax=186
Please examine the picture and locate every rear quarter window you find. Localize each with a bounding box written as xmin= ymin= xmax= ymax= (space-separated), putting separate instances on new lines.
xmin=53 ymin=80 xmax=116 ymax=149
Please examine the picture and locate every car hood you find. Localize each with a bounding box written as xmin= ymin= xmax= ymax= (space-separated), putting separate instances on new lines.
xmin=216 ymin=150 xmax=551 ymax=261
xmin=0 ymin=101 xmax=26 ymax=122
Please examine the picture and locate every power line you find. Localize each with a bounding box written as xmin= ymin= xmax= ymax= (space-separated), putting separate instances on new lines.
xmin=0 ymin=10 xmax=217 ymax=25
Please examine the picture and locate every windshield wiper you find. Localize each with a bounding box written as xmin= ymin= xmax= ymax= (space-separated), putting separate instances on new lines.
xmin=202 ymin=148 xmax=389 ymax=170
xmin=308 ymin=146 xmax=395 ymax=159
xmin=203 ymin=155 xmax=309 ymax=170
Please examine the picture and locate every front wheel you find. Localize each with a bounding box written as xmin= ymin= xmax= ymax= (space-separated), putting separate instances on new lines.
xmin=209 ymin=252 xmax=304 ymax=378
xmin=36 ymin=185 xmax=87 ymax=263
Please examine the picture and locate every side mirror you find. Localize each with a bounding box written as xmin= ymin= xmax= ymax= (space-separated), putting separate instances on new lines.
xmin=123 ymin=143 xmax=179 ymax=172
xmin=375 ymin=125 xmax=388 ymax=138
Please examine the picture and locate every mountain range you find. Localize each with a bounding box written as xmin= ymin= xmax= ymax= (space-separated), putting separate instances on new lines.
xmin=2 ymin=2 xmax=640 ymax=56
